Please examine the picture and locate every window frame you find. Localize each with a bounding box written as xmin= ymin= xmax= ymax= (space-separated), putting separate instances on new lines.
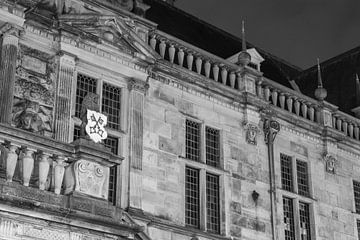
xmin=183 ymin=117 xmax=224 ymax=235
xmin=70 ymin=65 xmax=128 ymax=206
xmin=278 ymin=151 xmax=315 ymax=240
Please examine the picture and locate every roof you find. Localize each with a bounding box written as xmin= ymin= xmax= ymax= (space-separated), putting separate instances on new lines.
xmin=295 ymin=46 xmax=360 ymax=115
xmin=143 ymin=0 xmax=302 ymax=87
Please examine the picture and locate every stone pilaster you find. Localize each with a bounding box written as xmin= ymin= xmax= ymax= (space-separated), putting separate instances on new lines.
xmin=128 ymin=78 xmax=148 ymax=170
xmin=54 ymin=53 xmax=76 ymax=142
xmin=0 ymin=23 xmax=21 ymax=124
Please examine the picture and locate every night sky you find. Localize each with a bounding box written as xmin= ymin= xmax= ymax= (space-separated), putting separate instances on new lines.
xmin=175 ymin=0 xmax=360 ymax=69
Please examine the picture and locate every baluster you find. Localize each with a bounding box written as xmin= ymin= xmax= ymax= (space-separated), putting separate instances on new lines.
xmin=229 ymin=72 xmax=236 ymax=88
xmin=316 ymin=109 xmax=321 ymax=123
xmin=168 ymin=44 xmax=175 ymax=63
xmin=186 ymin=52 xmax=194 ymax=70
xmin=149 ymin=35 xmax=157 ymax=50
xmin=336 ymin=118 xmax=342 ymax=131
xmin=236 ymin=73 xmax=242 ymax=90
xmin=177 ymin=48 xmax=184 ymax=67
xmin=54 ymin=156 xmax=67 ymax=195
xmin=286 ymin=97 xmax=293 ymax=113
xmin=264 ymin=87 xmax=270 ymax=101
xmin=271 ymin=90 xmax=278 ymax=106
xmin=342 ymin=121 xmax=348 ymax=136
xmin=6 ymin=144 xmax=19 ymax=182
xmin=308 ymin=106 xmax=315 ymax=122
xmin=39 ymin=152 xmax=51 ymax=190
xmin=355 ymin=126 xmax=359 ymax=140
xmin=159 ymin=40 xmax=166 ymax=58
xmin=221 ymin=67 xmax=228 ymax=85
xmin=294 ymin=100 xmax=300 ymax=116
xmin=195 ymin=57 xmax=202 ymax=74
xmin=256 ymin=82 xmax=263 ymax=98
xmin=301 ymin=102 xmax=308 ymax=119
xmin=204 ymin=61 xmax=211 ymax=78
xmin=22 ymin=148 xmax=35 ymax=186
xmin=332 ymin=116 xmax=336 ymax=129
xmin=279 ymin=93 xmax=285 ymax=109
xmin=349 ymin=124 xmax=354 ymax=138
xmin=212 ymin=64 xmax=219 ymax=82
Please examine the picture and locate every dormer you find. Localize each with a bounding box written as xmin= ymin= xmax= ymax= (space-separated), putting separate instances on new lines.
xmin=227 ymin=48 xmax=265 ymax=71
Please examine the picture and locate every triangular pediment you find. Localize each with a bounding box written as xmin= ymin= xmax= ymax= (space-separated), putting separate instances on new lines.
xmin=58 ymin=14 xmax=160 ymax=61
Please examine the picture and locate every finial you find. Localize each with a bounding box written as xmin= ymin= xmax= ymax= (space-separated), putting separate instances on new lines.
xmin=317 ymin=58 xmax=323 ymax=88
xmin=314 ymin=58 xmax=327 ymax=101
xmin=356 ymin=73 xmax=360 ymax=105
xmin=242 ymin=20 xmax=246 ymax=51
xmin=238 ymin=20 xmax=251 ymax=66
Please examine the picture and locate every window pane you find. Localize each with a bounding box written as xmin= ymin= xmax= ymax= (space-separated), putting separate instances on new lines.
xmin=299 ymin=202 xmax=311 ymax=240
xmin=104 ymin=136 xmax=119 ymax=205
xmin=102 ymin=83 xmax=121 ymax=130
xmin=297 ymin=160 xmax=310 ymax=197
xmin=73 ymin=126 xmax=81 ymax=141
xmin=357 ymin=219 xmax=360 ymax=240
xmin=185 ymin=120 xmax=200 ymax=161
xmin=206 ymin=127 xmax=220 ymax=168
xmin=185 ymin=167 xmax=200 ymax=228
xmin=75 ymin=74 xmax=97 ymax=118
xmin=280 ymin=153 xmax=293 ymax=192
xmin=354 ymin=181 xmax=360 ymax=213
xmin=283 ymin=197 xmax=295 ymax=240
xmin=206 ymin=173 xmax=220 ymax=233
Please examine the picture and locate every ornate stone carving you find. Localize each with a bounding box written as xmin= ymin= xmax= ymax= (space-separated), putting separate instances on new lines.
xmin=128 ymin=78 xmax=149 ymax=93
xmin=64 ymin=160 xmax=109 ymax=199
xmin=324 ymin=153 xmax=336 ymax=174
xmin=244 ymin=123 xmax=259 ymax=145
xmin=12 ymin=99 xmax=52 ymax=135
xmin=263 ymin=119 xmax=280 ymax=143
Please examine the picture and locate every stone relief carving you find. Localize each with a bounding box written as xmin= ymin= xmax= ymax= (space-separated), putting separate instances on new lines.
xmin=324 ymin=153 xmax=336 ymax=174
xmin=12 ymin=99 xmax=52 ymax=135
xmin=244 ymin=123 xmax=259 ymax=145
xmin=64 ymin=160 xmax=109 ymax=199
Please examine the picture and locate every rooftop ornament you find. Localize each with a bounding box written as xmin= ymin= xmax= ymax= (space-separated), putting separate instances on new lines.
xmin=314 ymin=58 xmax=327 ymax=101
xmin=237 ymin=20 xmax=251 ymax=66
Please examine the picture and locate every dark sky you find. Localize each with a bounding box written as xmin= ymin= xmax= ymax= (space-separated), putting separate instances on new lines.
xmin=175 ymin=0 xmax=360 ymax=69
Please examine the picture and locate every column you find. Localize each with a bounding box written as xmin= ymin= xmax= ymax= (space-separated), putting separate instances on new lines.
xmin=54 ymin=53 xmax=76 ymax=142
xmin=0 ymin=23 xmax=21 ymax=124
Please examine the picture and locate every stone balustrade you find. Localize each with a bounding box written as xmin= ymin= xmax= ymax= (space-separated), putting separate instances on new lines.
xmin=149 ymin=30 xmax=245 ymax=89
xmin=148 ymin=30 xmax=360 ymax=145
xmin=0 ymin=123 xmax=73 ymax=195
xmin=332 ymin=112 xmax=360 ymax=141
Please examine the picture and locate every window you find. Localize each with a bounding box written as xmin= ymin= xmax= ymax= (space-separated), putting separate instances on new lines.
xmin=280 ymin=153 xmax=312 ymax=240
xmin=205 ymin=127 xmax=220 ymax=168
xmin=299 ymin=202 xmax=311 ymax=240
xmin=297 ymin=161 xmax=309 ymax=197
xmin=357 ymin=219 xmax=360 ymax=240
xmin=281 ymin=153 xmax=293 ymax=192
xmin=185 ymin=167 xmax=200 ymax=228
xmin=354 ymin=180 xmax=360 ymax=214
xmin=73 ymin=73 xmax=123 ymax=205
xmin=206 ymin=173 xmax=220 ymax=233
xmin=185 ymin=167 xmax=220 ymax=234
xmin=283 ymin=197 xmax=295 ymax=240
xmin=186 ymin=120 xmax=201 ymax=162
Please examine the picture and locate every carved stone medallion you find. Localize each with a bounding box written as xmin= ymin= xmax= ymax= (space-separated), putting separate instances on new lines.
xmin=244 ymin=123 xmax=259 ymax=145
xmin=324 ymin=153 xmax=336 ymax=174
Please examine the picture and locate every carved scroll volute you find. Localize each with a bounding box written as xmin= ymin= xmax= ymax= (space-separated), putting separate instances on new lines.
xmin=264 ymin=119 xmax=280 ymax=144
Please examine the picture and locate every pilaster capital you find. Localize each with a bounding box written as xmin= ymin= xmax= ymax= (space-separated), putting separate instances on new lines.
xmin=57 ymin=51 xmax=78 ymax=66
xmin=263 ymin=118 xmax=280 ymax=144
xmin=0 ymin=22 xmax=23 ymax=46
xmin=128 ymin=77 xmax=149 ymax=93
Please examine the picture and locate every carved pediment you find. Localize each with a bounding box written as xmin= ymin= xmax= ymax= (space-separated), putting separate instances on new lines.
xmin=59 ymin=14 xmax=159 ymax=61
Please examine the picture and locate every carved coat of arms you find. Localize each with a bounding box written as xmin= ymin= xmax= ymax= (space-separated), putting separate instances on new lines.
xmin=85 ymin=110 xmax=108 ymax=143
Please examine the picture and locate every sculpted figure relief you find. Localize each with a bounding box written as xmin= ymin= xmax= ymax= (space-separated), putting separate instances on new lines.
xmin=324 ymin=153 xmax=336 ymax=174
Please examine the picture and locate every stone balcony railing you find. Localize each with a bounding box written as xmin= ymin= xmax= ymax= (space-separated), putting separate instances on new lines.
xmin=148 ymin=30 xmax=360 ymax=144
xmin=0 ymin=123 xmax=122 ymax=198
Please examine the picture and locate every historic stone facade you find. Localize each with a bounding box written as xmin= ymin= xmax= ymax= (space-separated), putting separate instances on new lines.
xmin=0 ymin=0 xmax=360 ymax=240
